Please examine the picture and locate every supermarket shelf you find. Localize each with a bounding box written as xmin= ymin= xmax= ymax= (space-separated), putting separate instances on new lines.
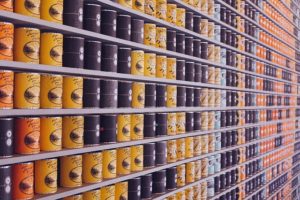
xmin=1 ymin=117 xmax=296 ymax=166
xmin=35 ymin=143 xmax=294 ymax=200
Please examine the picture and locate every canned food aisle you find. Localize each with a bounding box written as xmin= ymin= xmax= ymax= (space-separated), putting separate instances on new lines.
xmin=0 ymin=0 xmax=299 ymax=199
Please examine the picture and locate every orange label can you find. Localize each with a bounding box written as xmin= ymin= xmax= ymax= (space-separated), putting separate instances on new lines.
xmin=40 ymin=117 xmax=62 ymax=151
xmin=83 ymin=152 xmax=102 ymax=183
xmin=131 ymin=50 xmax=144 ymax=76
xmin=167 ymin=57 xmax=176 ymax=80
xmin=131 ymin=145 xmax=143 ymax=172
xmin=167 ymin=4 xmax=177 ymax=24
xmin=156 ymin=27 xmax=166 ymax=49
xmin=131 ymin=114 xmax=144 ymax=140
xmin=83 ymin=190 xmax=100 ymax=200
xmin=118 ymin=0 xmax=132 ymax=8
xmin=144 ymin=53 xmax=156 ymax=77
xmin=176 ymin=164 xmax=185 ymax=187
xmin=60 ymin=155 xmax=82 ymax=187
xmin=63 ymin=76 xmax=83 ymax=108
xmin=185 ymin=137 xmax=194 ymax=158
xmin=103 ymin=149 xmax=117 ymax=179
xmin=41 ymin=0 xmax=63 ymax=23
xmin=132 ymin=82 xmax=145 ymax=108
xmin=40 ymin=74 xmax=63 ymax=108
xmin=0 ymin=22 xmax=13 ymax=61
xmin=145 ymin=0 xmax=156 ymax=16
xmin=176 ymin=138 xmax=185 ymax=160
xmin=15 ymin=0 xmax=40 ymax=17
xmin=167 ymin=113 xmax=176 ymax=135
xmin=0 ymin=0 xmax=13 ymax=11
xmin=186 ymin=162 xmax=195 ymax=183
xmin=176 ymin=8 xmax=186 ymax=27
xmin=156 ymin=55 xmax=167 ymax=78
xmin=167 ymin=85 xmax=177 ymax=107
xmin=193 ymin=136 xmax=201 ymax=156
xmin=35 ymin=158 xmax=57 ymax=194
xmin=101 ymin=185 xmax=115 ymax=200
xmin=144 ymin=23 xmax=156 ymax=46
xmin=12 ymin=162 xmax=34 ymax=199
xmin=40 ymin=32 xmax=63 ymax=66
xmin=0 ymin=70 xmax=14 ymax=109
xmin=156 ymin=0 xmax=167 ymax=20
xmin=117 ymin=114 xmax=131 ymax=142
xmin=62 ymin=116 xmax=84 ymax=149
xmin=115 ymin=181 xmax=128 ymax=200
xmin=176 ymin=112 xmax=186 ymax=134
xmin=117 ymin=147 xmax=131 ymax=175
xmin=167 ymin=140 xmax=177 ymax=162
xmin=15 ymin=117 xmax=40 ymax=154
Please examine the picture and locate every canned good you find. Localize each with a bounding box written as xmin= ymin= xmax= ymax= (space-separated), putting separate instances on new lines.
xmin=40 ymin=74 xmax=63 ymax=108
xmin=167 ymin=140 xmax=177 ymax=163
xmin=185 ymin=137 xmax=194 ymax=158
xmin=177 ymin=138 xmax=185 ymax=160
xmin=156 ymin=55 xmax=167 ymax=78
xmin=193 ymin=136 xmax=201 ymax=156
xmin=208 ymin=156 xmax=215 ymax=175
xmin=35 ymin=159 xmax=57 ymax=194
xmin=186 ymin=162 xmax=195 ymax=183
xmin=12 ymin=162 xmax=34 ymax=199
xmin=103 ymin=150 xmax=117 ymax=179
xmin=64 ymin=194 xmax=83 ymax=200
xmin=200 ymin=19 xmax=208 ymax=36
xmin=0 ymin=165 xmax=11 ymax=199
xmin=208 ymin=133 xmax=215 ymax=153
xmin=167 ymin=85 xmax=177 ymax=107
xmin=40 ymin=0 xmax=63 ymax=23
xmin=0 ymin=71 xmax=13 ymax=109
xmin=15 ymin=0 xmax=40 ymax=17
xmin=41 ymin=33 xmax=63 ymax=66
xmin=0 ymin=0 xmax=13 ymax=11
xmin=63 ymin=76 xmax=83 ymax=108
xmin=167 ymin=4 xmax=177 ymax=24
xmin=83 ymin=152 xmax=102 ymax=183
xmin=118 ymin=0 xmax=132 ymax=8
xmin=176 ymin=8 xmax=186 ymax=27
xmin=201 ymin=181 xmax=207 ymax=198
xmin=40 ymin=117 xmax=62 ymax=151
xmin=144 ymin=53 xmax=156 ymax=77
xmin=167 ymin=57 xmax=176 ymax=80
xmin=176 ymin=112 xmax=186 ymax=134
xmin=131 ymin=50 xmax=144 ymax=76
xmin=208 ymin=111 xmax=214 ymax=130
xmin=200 ymin=88 xmax=208 ymax=107
xmin=200 ymin=112 xmax=208 ymax=131
xmin=177 ymin=164 xmax=185 ymax=187
xmin=201 ymin=134 xmax=208 ymax=154
xmin=83 ymin=190 xmax=100 ymax=200
xmin=131 ymin=145 xmax=143 ymax=171
xmin=156 ymin=27 xmax=166 ymax=49
xmin=0 ymin=118 xmax=13 ymax=157
xmin=144 ymin=23 xmax=156 ymax=46
xmin=167 ymin=113 xmax=176 ymax=135
xmin=117 ymin=147 xmax=131 ymax=175
xmin=132 ymin=82 xmax=145 ymax=108
xmin=131 ymin=114 xmax=144 ymax=140
xmin=208 ymin=89 xmax=215 ymax=107
xmin=62 ymin=116 xmax=84 ymax=149
xmin=60 ymin=155 xmax=82 ymax=187
xmin=14 ymin=73 xmax=40 ymax=109
xmin=195 ymin=160 xmax=201 ymax=180
xmin=15 ymin=117 xmax=40 ymax=154
xmin=116 ymin=182 xmax=128 ymax=200
xmin=156 ymin=0 xmax=167 ymax=20
xmin=117 ymin=114 xmax=131 ymax=142
xmin=0 ymin=22 xmax=13 ymax=61
xmin=185 ymin=187 xmax=193 ymax=200
xmin=101 ymin=185 xmax=115 ymax=200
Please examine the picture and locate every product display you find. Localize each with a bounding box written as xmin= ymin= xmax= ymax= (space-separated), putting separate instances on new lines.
xmin=0 ymin=0 xmax=299 ymax=199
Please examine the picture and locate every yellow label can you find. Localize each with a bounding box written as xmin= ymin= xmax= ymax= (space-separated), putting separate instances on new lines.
xmin=194 ymin=0 xmax=201 ymax=9
xmin=103 ymin=150 xmax=117 ymax=179
xmin=201 ymin=158 xmax=208 ymax=178
xmin=201 ymin=181 xmax=207 ymax=198
xmin=200 ymin=88 xmax=208 ymax=107
xmin=176 ymin=191 xmax=185 ymax=200
xmin=207 ymin=111 xmax=214 ymax=130
xmin=176 ymin=8 xmax=186 ymax=28
xmin=145 ymin=0 xmax=156 ymax=16
xmin=167 ymin=113 xmax=176 ymax=135
xmin=207 ymin=44 xmax=214 ymax=61
xmin=156 ymin=55 xmax=167 ymax=78
xmin=63 ymin=194 xmax=83 ymax=200
xmin=131 ymin=145 xmax=143 ymax=172
xmin=176 ymin=112 xmax=186 ymax=134
xmin=62 ymin=116 xmax=84 ymax=149
xmin=83 ymin=152 xmax=102 ymax=183
xmin=131 ymin=114 xmax=144 ymax=140
xmin=118 ymin=0 xmax=132 ymax=8
xmin=185 ymin=187 xmax=193 ymax=200
xmin=185 ymin=137 xmax=194 ymax=158
xmin=156 ymin=0 xmax=167 ymax=20
xmin=117 ymin=147 xmax=131 ymax=175
xmin=167 ymin=85 xmax=177 ymax=107
xmin=201 ymin=134 xmax=208 ymax=154
xmin=101 ymin=185 xmax=115 ymax=200
xmin=83 ymin=190 xmax=101 ymax=200
xmin=144 ymin=53 xmax=156 ymax=77
xmin=15 ymin=0 xmax=40 ymax=18
xmin=167 ymin=57 xmax=176 ymax=80
xmin=208 ymin=89 xmax=215 ymax=107
xmin=40 ymin=32 xmax=63 ymax=66
xmin=14 ymin=73 xmax=40 ymax=109
xmin=195 ymin=160 xmax=201 ymax=180
xmin=40 ymin=117 xmax=62 ymax=151
xmin=0 ymin=22 xmax=14 ymax=61
xmin=115 ymin=182 xmax=128 ymax=200
xmin=144 ymin=23 xmax=156 ymax=46
xmin=133 ymin=0 xmax=145 ymax=12
xmin=60 ymin=155 xmax=82 ymax=187
xmin=40 ymin=74 xmax=63 ymax=108
xmin=41 ymin=0 xmax=63 ymax=23
xmin=193 ymin=184 xmax=201 ymax=199
xmin=200 ymin=0 xmax=208 ymax=13
xmin=200 ymin=112 xmax=208 ymax=131
xmin=35 ymin=158 xmax=57 ymax=194
xmin=14 ymin=27 xmax=40 ymax=63
xmin=208 ymin=22 xmax=214 ymax=38
xmin=208 ymin=134 xmax=215 ymax=153
xmin=167 ymin=4 xmax=177 ymax=24
xmin=63 ymin=76 xmax=83 ymax=108
xmin=131 ymin=50 xmax=144 ymax=76
xmin=117 ymin=114 xmax=131 ymax=142
xmin=176 ymin=138 xmax=185 ymax=160
xmin=193 ymin=136 xmax=201 ymax=156
xmin=176 ymin=164 xmax=185 ymax=187
xmin=208 ymin=0 xmax=214 ymax=16
xmin=156 ymin=27 xmax=166 ymax=49
xmin=186 ymin=162 xmax=195 ymax=183
xmin=167 ymin=140 xmax=177 ymax=163
xmin=132 ymin=82 xmax=145 ymax=108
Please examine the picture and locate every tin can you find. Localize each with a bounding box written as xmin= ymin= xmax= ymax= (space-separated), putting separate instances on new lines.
xmin=0 ymin=165 xmax=11 ymax=199
xmin=156 ymin=0 xmax=167 ymax=20
xmin=193 ymin=136 xmax=201 ymax=156
xmin=63 ymin=36 xmax=84 ymax=68
xmin=201 ymin=181 xmax=207 ymax=199
xmin=103 ymin=150 xmax=116 ymax=179
xmin=0 ymin=118 xmax=13 ymax=157
xmin=40 ymin=32 xmax=63 ymax=66
xmin=167 ymin=4 xmax=177 ymax=24
xmin=176 ymin=112 xmax=186 ymax=134
xmin=215 ymin=132 xmax=221 ymax=151
xmin=185 ymin=187 xmax=193 ymax=200
xmin=193 ymin=184 xmax=201 ymax=199
xmin=40 ymin=74 xmax=62 ymax=108
xmin=63 ymin=194 xmax=83 ymax=200
xmin=116 ymin=182 xmax=128 ymax=200
xmin=185 ymin=137 xmax=194 ymax=158
xmin=207 ymin=178 xmax=214 ymax=197
xmin=0 ymin=22 xmax=13 ymax=61
xmin=200 ymin=19 xmax=208 ymax=36
xmin=15 ymin=0 xmax=40 ymax=17
xmin=117 ymin=147 xmax=131 ymax=175
xmin=200 ymin=0 xmax=208 ymax=13
xmin=177 ymin=164 xmax=185 ymax=187
xmin=0 ymin=0 xmax=13 ymax=11
xmin=132 ymin=82 xmax=145 ymax=108
xmin=100 ymin=115 xmax=117 ymax=143
xmin=156 ymin=27 xmax=166 ymax=49
xmin=12 ymin=162 xmax=34 ymax=199
xmin=15 ymin=117 xmax=40 ymax=154
xmin=167 ymin=85 xmax=177 ymax=107
xmin=176 ymin=8 xmax=186 ymax=27
xmin=156 ymin=55 xmax=167 ymax=78
xmin=201 ymin=134 xmax=208 ymax=154
xmin=144 ymin=23 xmax=156 ymax=46
xmin=63 ymin=76 xmax=83 ymax=108
xmin=200 ymin=88 xmax=208 ymax=107
xmin=208 ymin=111 xmax=214 ymax=130
xmin=40 ymin=117 xmax=62 ymax=151
xmin=41 ymin=0 xmax=63 ymax=23
xmin=167 ymin=140 xmax=177 ymax=163
xmin=214 ymin=154 xmax=221 ymax=172
xmin=194 ymin=160 xmax=201 ymax=180
xmin=144 ymin=53 xmax=156 ymax=77
xmin=131 ymin=145 xmax=143 ymax=171
xmin=60 ymin=155 xmax=82 ymax=187
xmin=208 ymin=156 xmax=215 ymax=175
xmin=176 ymin=191 xmax=185 ymax=200
xmin=167 ymin=57 xmax=176 ymax=80
xmin=118 ymin=0 xmax=132 ymax=8
xmin=83 ymin=152 xmax=102 ymax=183
xmin=208 ymin=89 xmax=215 ymax=107
xmin=167 ymin=113 xmax=176 ymax=135
xmin=0 ymin=71 xmax=13 ymax=109
xmin=186 ymin=162 xmax=195 ymax=183
xmin=101 ymin=185 xmax=115 ymax=200
xmin=201 ymin=112 xmax=208 ymax=131
xmin=117 ymin=114 xmax=131 ymax=142
xmin=133 ymin=0 xmax=144 ymax=12
xmin=14 ymin=73 xmax=40 ymax=109
xmin=62 ymin=116 xmax=84 ymax=149
xmin=177 ymin=138 xmax=185 ymax=160
xmin=35 ymin=159 xmax=57 ymax=194
xmin=131 ymin=50 xmax=144 ymax=76
xmin=14 ymin=27 xmax=40 ymax=63
xmin=208 ymin=133 xmax=215 ymax=153
xmin=167 ymin=194 xmax=176 ymax=200
xmin=131 ymin=114 xmax=144 ymax=140
xmin=83 ymin=190 xmax=100 ymax=200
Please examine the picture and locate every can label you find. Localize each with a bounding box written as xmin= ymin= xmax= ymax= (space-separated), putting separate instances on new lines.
xmin=208 ymin=22 xmax=214 ymax=38
xmin=195 ymin=160 xmax=201 ymax=180
xmin=156 ymin=0 xmax=167 ymax=20
xmin=156 ymin=27 xmax=166 ymax=49
xmin=208 ymin=111 xmax=214 ymax=130
xmin=14 ymin=73 xmax=40 ymax=109
xmin=176 ymin=112 xmax=186 ymax=134
xmin=207 ymin=178 xmax=214 ymax=197
xmin=131 ymin=50 xmax=144 ymax=75
xmin=103 ymin=150 xmax=117 ymax=179
xmin=208 ymin=89 xmax=215 ymax=107
xmin=215 ymin=132 xmax=221 ymax=150
xmin=200 ymin=89 xmax=208 ymax=107
xmin=15 ymin=0 xmax=40 ymax=17
xmin=41 ymin=0 xmax=63 ymax=23
xmin=176 ymin=8 xmax=185 ymax=27
xmin=156 ymin=55 xmax=167 ymax=78
xmin=214 ymin=154 xmax=221 ymax=172
xmin=167 ymin=57 xmax=176 ymax=80
xmin=41 ymin=74 xmax=62 ymax=108
xmin=15 ymin=117 xmax=40 ymax=154
xmin=176 ymin=191 xmax=185 ymax=200
xmin=144 ymin=23 xmax=156 ymax=46
xmin=176 ymin=138 xmax=185 ymax=160
xmin=0 ymin=71 xmax=13 ymax=108
xmin=83 ymin=152 xmax=102 ymax=183
xmin=185 ymin=137 xmax=194 ymax=158
xmin=214 ymin=89 xmax=221 ymax=107
xmin=40 ymin=33 xmax=63 ymax=66
xmin=186 ymin=162 xmax=195 ymax=183
xmin=200 ymin=19 xmax=208 ymax=35
xmin=40 ymin=117 xmax=62 ymax=151
xmin=144 ymin=0 xmax=155 ymax=15
xmin=12 ymin=163 xmax=34 ymax=199
xmin=133 ymin=0 xmax=145 ymax=12
xmin=200 ymin=112 xmax=208 ymax=131
xmin=131 ymin=114 xmax=144 ymax=140
xmin=207 ymin=0 xmax=214 ymax=15
xmin=131 ymin=145 xmax=143 ymax=171
xmin=83 ymin=190 xmax=101 ymax=200
xmin=115 ymin=182 xmax=128 ymax=200
xmin=132 ymin=82 xmax=145 ymax=108
xmin=167 ymin=4 xmax=177 ymax=24
xmin=62 ymin=116 xmax=84 ymax=149
xmin=117 ymin=114 xmax=131 ymax=142
xmin=63 ymin=76 xmax=83 ymax=108
xmin=35 ymin=159 xmax=57 ymax=194
xmin=193 ymin=136 xmax=201 ymax=156
xmin=101 ymin=185 xmax=115 ymax=200
xmin=167 ymin=140 xmax=177 ymax=162
xmin=0 ymin=22 xmax=13 ymax=61
xmin=117 ymin=147 xmax=131 ymax=175
xmin=201 ymin=134 xmax=208 ymax=154
xmin=176 ymin=164 xmax=185 ymax=187
xmin=167 ymin=113 xmax=176 ymax=135
xmin=208 ymin=66 xmax=215 ymax=84
xmin=208 ymin=134 xmax=215 ymax=153
xmin=0 ymin=0 xmax=13 ymax=11
xmin=60 ymin=155 xmax=82 ymax=187
xmin=144 ymin=53 xmax=156 ymax=77
xmin=201 ymin=181 xmax=207 ymax=198
xmin=167 ymin=85 xmax=177 ymax=107
xmin=208 ymin=156 xmax=215 ymax=175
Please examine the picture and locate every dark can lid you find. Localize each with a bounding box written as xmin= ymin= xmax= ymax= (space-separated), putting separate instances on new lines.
xmin=84 ymin=78 xmax=100 ymax=94
xmin=128 ymin=177 xmax=141 ymax=191
xmin=83 ymin=3 xmax=101 ymax=19
xmin=144 ymin=113 xmax=156 ymax=138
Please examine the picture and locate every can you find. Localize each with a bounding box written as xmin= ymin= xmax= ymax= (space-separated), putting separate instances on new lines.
xmin=0 ymin=71 xmax=13 ymax=109
xmin=207 ymin=178 xmax=214 ymax=197
xmin=200 ymin=88 xmax=208 ymax=107
xmin=100 ymin=115 xmax=117 ymax=143
xmin=116 ymin=14 xmax=131 ymax=40
xmin=145 ymin=83 xmax=155 ymax=107
xmin=118 ymin=0 xmax=132 ymax=8
xmin=167 ymin=140 xmax=177 ymax=163
xmin=100 ymin=80 xmax=117 ymax=108
xmin=117 ymin=147 xmax=131 ymax=175
xmin=63 ymin=36 xmax=84 ymax=68
xmin=12 ymin=162 xmax=34 ymax=199
xmin=40 ymin=74 xmax=63 ymax=108
xmin=155 ymin=113 xmax=167 ymax=137
xmin=195 ymin=160 xmax=201 ymax=180
xmin=208 ymin=111 xmax=214 ymax=130
xmin=15 ymin=117 xmax=40 ymax=154
xmin=144 ymin=143 xmax=155 ymax=168
xmin=144 ymin=113 xmax=155 ymax=138
xmin=176 ymin=191 xmax=185 ymax=200
xmin=156 ymin=0 xmax=167 ymax=20
xmin=0 ymin=118 xmax=13 ymax=157
xmin=141 ymin=174 xmax=152 ymax=198
xmin=116 ymin=182 xmax=128 ymax=200
xmin=133 ymin=0 xmax=144 ymax=12
xmin=193 ymin=136 xmax=201 ymax=156
xmin=35 ymin=159 xmax=57 ymax=194
xmin=0 ymin=22 xmax=13 ymax=61
xmin=62 ymin=116 xmax=84 ymax=149
xmin=167 ymin=113 xmax=176 ymax=135
xmin=176 ymin=8 xmax=186 ymax=27
xmin=117 ymin=114 xmax=131 ymax=142
xmin=15 ymin=0 xmax=40 ymax=17
xmin=0 ymin=0 xmax=13 ymax=11
xmin=176 ymin=138 xmax=185 ymax=160
xmin=144 ymin=53 xmax=156 ymax=77
xmin=131 ymin=145 xmax=143 ymax=171
xmin=131 ymin=114 xmax=144 ymax=140
xmin=201 ymin=112 xmax=208 ymax=131
xmin=185 ymin=137 xmax=194 ymax=158
xmin=118 ymin=48 xmax=131 ymax=74
xmin=152 ymin=170 xmax=166 ymax=194
xmin=177 ymin=164 xmax=185 ymax=187
xmin=63 ymin=76 xmax=83 ymax=108
xmin=144 ymin=23 xmax=156 ymax=46
xmin=186 ymin=162 xmax=195 ymax=183
xmin=101 ymin=10 xmax=117 ymax=37
xmin=185 ymin=187 xmax=193 ymax=200
xmin=83 ymin=190 xmax=100 ymax=200
xmin=128 ymin=178 xmax=141 ymax=199
xmin=41 ymin=0 xmax=63 ymax=23
xmin=156 ymin=27 xmax=166 ymax=49
xmin=167 ymin=57 xmax=176 ymax=80
xmin=83 ymin=152 xmax=102 ymax=183
xmin=208 ymin=156 xmax=215 ymax=175
xmin=215 ymin=90 xmax=221 ymax=108
xmin=84 ymin=118 xmax=99 ymax=145
xmin=167 ymin=195 xmax=176 ymax=200
xmin=101 ymin=185 xmax=115 ymax=200
xmin=40 ymin=117 xmax=62 ymax=151
xmin=63 ymin=194 xmax=83 ymax=200
xmin=201 ymin=181 xmax=207 ymax=199
xmin=208 ymin=133 xmax=215 ymax=153
xmin=200 ymin=19 xmax=208 ymax=36
xmin=63 ymin=0 xmax=83 ymax=29
xmin=40 ymin=32 xmax=63 ymax=66
xmin=60 ymin=155 xmax=82 ymax=187
xmin=201 ymin=134 xmax=208 ymax=154
xmin=167 ymin=85 xmax=177 ymax=107
xmin=131 ymin=19 xmax=144 ymax=44
xmin=131 ymin=50 xmax=144 ymax=76
xmin=167 ymin=4 xmax=177 ymax=24
xmin=0 ymin=165 xmax=11 ymax=199
xmin=167 ymin=30 xmax=176 ymax=51
xmin=14 ymin=73 xmax=40 ymax=109
xmin=193 ymin=184 xmax=201 ymax=199
xmin=103 ymin=150 xmax=116 ymax=179
xmin=14 ymin=27 xmax=40 ymax=63
xmin=83 ymin=78 xmax=100 ymax=108
xmin=176 ymin=112 xmax=186 ymax=134
xmin=132 ymin=82 xmax=145 ymax=108
xmin=208 ymin=89 xmax=215 ymax=107
xmin=156 ymin=55 xmax=167 ymax=78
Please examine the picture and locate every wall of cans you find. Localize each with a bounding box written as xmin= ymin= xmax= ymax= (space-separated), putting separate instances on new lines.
xmin=0 ymin=0 xmax=299 ymax=199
